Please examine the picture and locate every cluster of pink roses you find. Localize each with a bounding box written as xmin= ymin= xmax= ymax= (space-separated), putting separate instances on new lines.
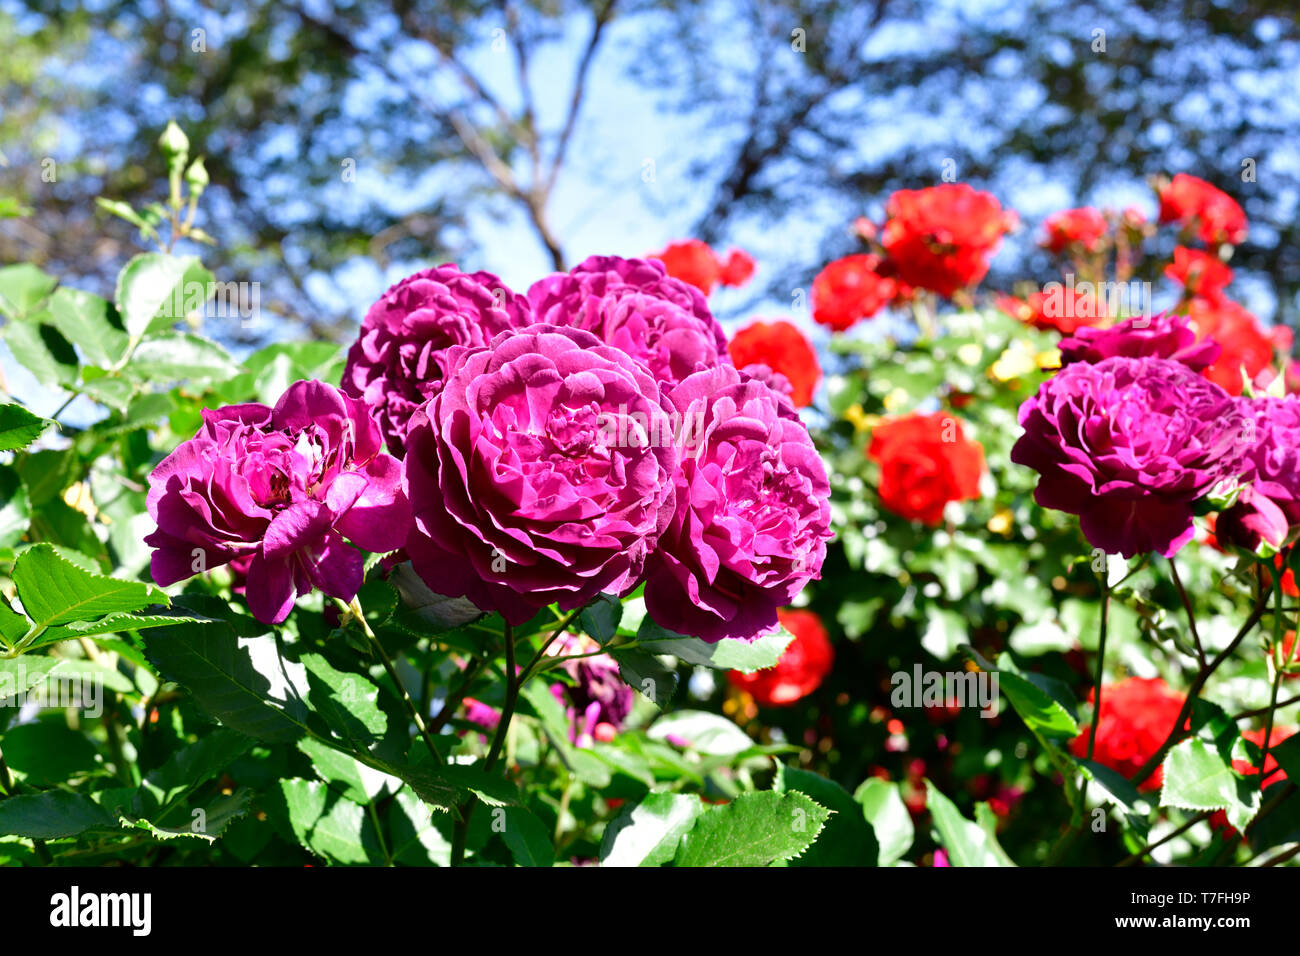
xmin=146 ymin=256 xmax=832 ymax=643
xmin=1012 ymin=310 xmax=1300 ymax=559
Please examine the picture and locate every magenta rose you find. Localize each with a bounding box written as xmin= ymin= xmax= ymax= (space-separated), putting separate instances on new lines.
xmin=546 ymin=633 xmax=635 ymax=745
xmin=1057 ymin=311 xmax=1221 ymax=371
xmin=342 ymin=265 xmax=531 ymax=455
xmin=643 ymin=365 xmax=833 ymax=643
xmin=145 ymin=380 xmax=411 ymax=624
xmin=403 ymin=325 xmax=679 ymax=625
xmin=527 ymin=255 xmax=729 ymax=390
xmin=1010 ymin=357 xmax=1247 ymax=558
xmin=1218 ymin=395 xmax=1300 ymax=551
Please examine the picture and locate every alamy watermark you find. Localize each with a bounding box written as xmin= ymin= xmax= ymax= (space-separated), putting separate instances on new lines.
xmin=596 ymin=406 xmax=705 ymax=458
xmin=0 ymin=663 xmax=103 ymax=718
xmin=159 ymin=279 xmax=262 ymax=328
xmin=890 ymin=664 xmax=999 ymax=718
xmin=1040 ymin=273 xmax=1153 ymax=324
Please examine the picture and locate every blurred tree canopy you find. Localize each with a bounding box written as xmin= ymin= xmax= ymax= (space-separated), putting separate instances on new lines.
xmin=2 ymin=0 xmax=1300 ymax=340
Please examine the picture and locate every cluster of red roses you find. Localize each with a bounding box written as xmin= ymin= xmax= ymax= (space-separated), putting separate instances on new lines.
xmin=1012 ymin=174 xmax=1289 ymax=395
xmin=809 ymin=184 xmax=1018 ymax=330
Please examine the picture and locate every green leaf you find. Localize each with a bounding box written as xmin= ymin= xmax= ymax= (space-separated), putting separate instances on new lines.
xmin=273 ymin=778 xmax=384 ymax=865
xmin=673 ymin=791 xmax=830 ymax=867
xmin=778 ymin=766 xmax=878 ymax=867
xmin=144 ymin=617 xmax=313 ymax=744
xmin=0 ymin=263 xmax=56 ymax=319
xmin=854 ymin=778 xmax=914 ymax=866
xmin=498 ymin=805 xmax=554 ymax=867
xmin=579 ymin=593 xmax=622 ymax=644
xmin=1160 ymin=737 xmax=1261 ymax=832
xmin=0 ymin=656 xmax=61 ymax=698
xmin=636 ymin=616 xmax=795 ymax=673
xmin=0 ymin=467 xmax=30 ymax=549
xmin=298 ymin=737 xmax=401 ymax=805
xmin=114 ymin=253 xmax=208 ymax=338
xmin=32 ymin=608 xmax=216 ymax=650
xmin=48 ymin=286 xmax=129 ymax=368
xmin=12 ymin=543 xmax=166 ymax=633
xmin=600 ymin=792 xmax=705 ymax=866
xmin=0 ymin=791 xmax=115 ymax=838
xmin=964 ymin=648 xmax=1078 ymax=738
xmin=1269 ymin=733 xmax=1300 ymax=782
xmin=76 ymin=372 xmax=135 ymax=412
xmin=127 ymin=332 xmax=240 ymax=382
xmin=926 ymin=781 xmax=1016 ymax=866
xmin=0 ymin=403 xmax=50 ymax=451
xmin=136 ymin=729 xmax=253 ymax=814
xmin=612 ymin=647 xmax=678 ymax=707
xmin=1 ymin=721 xmax=101 ymax=785
xmin=2 ymin=320 xmax=78 ymax=387
xmin=441 ymin=763 xmax=520 ymax=808
xmin=128 ymin=788 xmax=252 ymax=842
xmin=647 ymin=709 xmax=754 ymax=756
xmin=296 ymin=650 xmax=389 ymax=753
xmin=388 ymin=788 xmax=452 ymax=866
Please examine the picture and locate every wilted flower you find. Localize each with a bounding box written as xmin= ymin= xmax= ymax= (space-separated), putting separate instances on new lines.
xmin=546 ymin=632 xmax=635 ymax=745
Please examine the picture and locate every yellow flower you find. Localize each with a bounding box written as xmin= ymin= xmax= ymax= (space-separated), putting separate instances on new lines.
xmin=987 ymin=507 xmax=1014 ymax=537
xmin=843 ymin=403 xmax=878 ymax=434
xmin=62 ymin=481 xmax=98 ymax=522
xmin=956 ymin=343 xmax=984 ymax=366
xmin=989 ymin=343 xmax=1037 ymax=383
xmin=882 ymin=387 xmax=911 ymax=413
xmin=1036 ymin=347 xmax=1061 ymax=370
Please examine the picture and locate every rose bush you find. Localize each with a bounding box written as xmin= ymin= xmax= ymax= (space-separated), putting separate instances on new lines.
xmin=3 ymin=129 xmax=1299 ymax=871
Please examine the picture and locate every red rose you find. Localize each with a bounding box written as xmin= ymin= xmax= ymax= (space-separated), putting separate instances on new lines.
xmin=727 ymin=608 xmax=834 ymax=707
xmin=1070 ymin=677 xmax=1186 ymax=792
xmin=1158 ymin=173 xmax=1248 ymax=246
xmin=811 ymin=254 xmax=895 ymax=330
xmin=1187 ymin=296 xmax=1279 ymax=394
xmin=719 ymin=249 xmax=756 ymax=287
xmin=1165 ymin=246 xmax=1233 ymax=301
xmin=881 ymin=184 xmax=1015 ymax=297
xmin=1042 ymin=207 xmax=1108 ymax=255
xmin=649 ymin=239 xmax=754 ymax=295
xmin=728 ymin=319 xmax=822 ymax=407
xmin=867 ymin=412 xmax=985 ymax=525
xmin=997 ymin=287 xmax=1110 ymax=334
